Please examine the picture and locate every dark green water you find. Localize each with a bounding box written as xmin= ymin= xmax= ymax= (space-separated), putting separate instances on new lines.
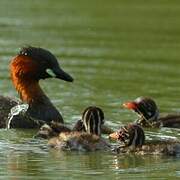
xmin=0 ymin=0 xmax=180 ymax=179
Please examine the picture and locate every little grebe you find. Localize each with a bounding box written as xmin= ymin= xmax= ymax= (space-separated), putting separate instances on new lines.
xmin=35 ymin=121 xmax=71 ymax=139
xmin=48 ymin=106 xmax=111 ymax=151
xmin=0 ymin=46 xmax=73 ymax=128
xmin=123 ymin=97 xmax=180 ymax=128
xmin=73 ymin=106 xmax=114 ymax=134
xmin=109 ymin=124 xmax=180 ymax=156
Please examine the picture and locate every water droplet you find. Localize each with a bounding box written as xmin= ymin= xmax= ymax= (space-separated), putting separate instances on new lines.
xmin=7 ymin=104 xmax=29 ymax=129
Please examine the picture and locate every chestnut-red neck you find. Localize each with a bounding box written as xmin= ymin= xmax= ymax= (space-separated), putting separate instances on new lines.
xmin=10 ymin=55 xmax=46 ymax=104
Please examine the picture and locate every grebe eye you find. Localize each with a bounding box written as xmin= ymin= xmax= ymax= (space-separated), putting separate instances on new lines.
xmin=46 ymin=69 xmax=56 ymax=77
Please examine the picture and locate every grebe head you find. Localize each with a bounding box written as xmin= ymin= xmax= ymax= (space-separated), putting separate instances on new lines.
xmin=11 ymin=46 xmax=73 ymax=82
xmin=109 ymin=124 xmax=145 ymax=147
xmin=9 ymin=46 xmax=73 ymax=124
xmin=82 ymin=106 xmax=104 ymax=136
xmin=123 ymin=97 xmax=159 ymax=126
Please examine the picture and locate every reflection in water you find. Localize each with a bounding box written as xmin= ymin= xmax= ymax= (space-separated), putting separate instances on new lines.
xmin=111 ymin=154 xmax=180 ymax=179
xmin=111 ymin=154 xmax=161 ymax=170
xmin=0 ymin=139 xmax=48 ymax=178
xmin=0 ymin=137 xmax=179 ymax=179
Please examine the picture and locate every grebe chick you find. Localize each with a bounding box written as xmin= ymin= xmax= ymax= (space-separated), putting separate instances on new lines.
xmin=35 ymin=121 xmax=71 ymax=139
xmin=1 ymin=46 xmax=73 ymax=128
xmin=123 ymin=97 xmax=180 ymax=128
xmin=48 ymin=106 xmax=111 ymax=151
xmin=73 ymin=106 xmax=114 ymax=134
xmin=109 ymin=124 xmax=145 ymax=148
xmin=109 ymin=124 xmax=180 ymax=156
xmin=36 ymin=106 xmax=106 ymax=139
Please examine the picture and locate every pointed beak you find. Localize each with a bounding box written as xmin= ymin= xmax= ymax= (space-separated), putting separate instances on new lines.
xmin=109 ymin=132 xmax=120 ymax=141
xmin=123 ymin=101 xmax=137 ymax=110
xmin=53 ymin=67 xmax=74 ymax=82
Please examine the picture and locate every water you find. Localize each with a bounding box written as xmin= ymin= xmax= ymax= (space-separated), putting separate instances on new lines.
xmin=0 ymin=0 xmax=180 ymax=179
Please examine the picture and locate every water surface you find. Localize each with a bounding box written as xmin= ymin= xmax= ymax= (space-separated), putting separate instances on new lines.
xmin=0 ymin=0 xmax=180 ymax=179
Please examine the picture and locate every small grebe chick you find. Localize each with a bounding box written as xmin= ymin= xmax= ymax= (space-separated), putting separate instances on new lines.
xmin=1 ymin=46 xmax=73 ymax=128
xmin=35 ymin=121 xmax=71 ymax=139
xmin=48 ymin=106 xmax=111 ymax=151
xmin=109 ymin=124 xmax=145 ymax=148
xmin=109 ymin=124 xmax=180 ymax=156
xmin=36 ymin=106 xmax=106 ymax=138
xmin=123 ymin=97 xmax=180 ymax=128
xmin=73 ymin=106 xmax=114 ymax=134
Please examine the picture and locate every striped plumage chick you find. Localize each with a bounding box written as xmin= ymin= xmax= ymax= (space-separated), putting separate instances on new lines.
xmin=109 ymin=124 xmax=145 ymax=147
xmin=109 ymin=124 xmax=180 ymax=155
xmin=48 ymin=106 xmax=111 ymax=151
xmin=73 ymin=106 xmax=113 ymax=134
xmin=123 ymin=97 xmax=180 ymax=128
xmin=82 ymin=106 xmax=104 ymax=136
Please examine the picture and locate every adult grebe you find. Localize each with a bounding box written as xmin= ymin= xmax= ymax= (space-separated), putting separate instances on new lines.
xmin=0 ymin=46 xmax=73 ymax=128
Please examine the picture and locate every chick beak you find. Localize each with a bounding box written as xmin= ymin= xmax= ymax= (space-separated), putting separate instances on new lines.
xmin=109 ymin=132 xmax=120 ymax=141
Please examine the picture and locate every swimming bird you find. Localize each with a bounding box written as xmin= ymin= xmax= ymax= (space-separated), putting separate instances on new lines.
xmin=109 ymin=123 xmax=180 ymax=156
xmin=123 ymin=97 xmax=180 ymax=128
xmin=48 ymin=106 xmax=111 ymax=151
xmin=0 ymin=46 xmax=73 ymax=128
xmin=109 ymin=124 xmax=145 ymax=148
xmin=35 ymin=121 xmax=71 ymax=139
xmin=36 ymin=106 xmax=113 ymax=138
xmin=73 ymin=106 xmax=114 ymax=134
